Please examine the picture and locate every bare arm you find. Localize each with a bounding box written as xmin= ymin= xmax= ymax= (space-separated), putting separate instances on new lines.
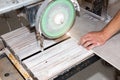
xmin=102 ymin=10 xmax=120 ymax=40
xmin=79 ymin=10 xmax=120 ymax=50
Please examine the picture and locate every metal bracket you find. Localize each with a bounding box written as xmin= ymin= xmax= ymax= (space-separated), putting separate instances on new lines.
xmin=71 ymin=0 xmax=80 ymax=12
xmin=0 ymin=38 xmax=5 ymax=50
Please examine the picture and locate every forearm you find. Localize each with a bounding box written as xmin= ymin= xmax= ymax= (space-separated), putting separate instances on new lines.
xmin=102 ymin=10 xmax=120 ymax=40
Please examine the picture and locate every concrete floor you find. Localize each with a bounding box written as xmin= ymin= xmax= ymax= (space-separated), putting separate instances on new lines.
xmin=0 ymin=1 xmax=120 ymax=80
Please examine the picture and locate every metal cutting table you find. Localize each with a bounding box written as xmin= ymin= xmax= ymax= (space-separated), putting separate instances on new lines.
xmin=0 ymin=8 xmax=105 ymax=80
xmin=0 ymin=0 xmax=120 ymax=80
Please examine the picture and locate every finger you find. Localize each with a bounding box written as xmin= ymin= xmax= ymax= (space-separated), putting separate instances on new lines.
xmin=80 ymin=36 xmax=91 ymax=45
xmin=87 ymin=43 xmax=98 ymax=50
xmin=83 ymin=40 xmax=94 ymax=48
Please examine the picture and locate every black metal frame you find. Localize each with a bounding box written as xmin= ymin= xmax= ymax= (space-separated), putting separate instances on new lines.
xmin=55 ymin=54 xmax=100 ymax=80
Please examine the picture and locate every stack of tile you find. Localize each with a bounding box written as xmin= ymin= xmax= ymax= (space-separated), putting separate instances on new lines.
xmin=1 ymin=27 xmax=57 ymax=60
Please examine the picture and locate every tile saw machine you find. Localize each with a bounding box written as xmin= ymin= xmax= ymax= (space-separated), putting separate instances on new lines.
xmin=0 ymin=0 xmax=100 ymax=80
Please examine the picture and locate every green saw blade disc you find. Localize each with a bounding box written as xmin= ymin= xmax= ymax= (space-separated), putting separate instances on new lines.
xmin=40 ymin=0 xmax=75 ymax=39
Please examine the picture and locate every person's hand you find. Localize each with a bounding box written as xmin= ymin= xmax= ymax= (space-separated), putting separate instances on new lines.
xmin=79 ymin=31 xmax=108 ymax=50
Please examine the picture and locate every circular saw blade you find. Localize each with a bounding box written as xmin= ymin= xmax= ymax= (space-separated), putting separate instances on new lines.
xmin=36 ymin=0 xmax=75 ymax=39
